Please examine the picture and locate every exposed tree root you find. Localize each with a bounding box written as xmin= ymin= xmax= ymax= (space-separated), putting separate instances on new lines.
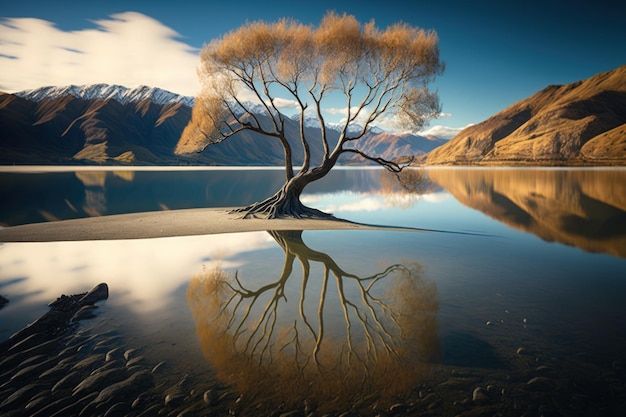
xmin=230 ymin=189 xmax=335 ymax=220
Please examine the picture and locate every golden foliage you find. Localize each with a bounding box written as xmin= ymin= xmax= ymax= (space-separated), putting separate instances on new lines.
xmin=177 ymin=11 xmax=443 ymax=156
xmin=175 ymin=93 xmax=228 ymax=154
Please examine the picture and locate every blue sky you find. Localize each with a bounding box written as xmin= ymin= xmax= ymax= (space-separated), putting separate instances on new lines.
xmin=1 ymin=0 xmax=624 ymax=135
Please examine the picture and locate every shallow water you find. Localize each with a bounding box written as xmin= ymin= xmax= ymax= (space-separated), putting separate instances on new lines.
xmin=1 ymin=167 xmax=626 ymax=415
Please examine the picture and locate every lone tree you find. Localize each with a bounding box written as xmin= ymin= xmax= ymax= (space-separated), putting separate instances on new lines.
xmin=176 ymin=12 xmax=444 ymax=219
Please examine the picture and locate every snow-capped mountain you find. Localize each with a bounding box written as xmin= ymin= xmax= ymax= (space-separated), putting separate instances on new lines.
xmin=15 ymin=84 xmax=195 ymax=107
xmin=2 ymin=82 xmax=449 ymax=165
xmin=290 ymin=113 xmax=384 ymax=135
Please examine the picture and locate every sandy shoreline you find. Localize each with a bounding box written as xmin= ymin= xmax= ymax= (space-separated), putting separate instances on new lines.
xmin=0 ymin=207 xmax=417 ymax=242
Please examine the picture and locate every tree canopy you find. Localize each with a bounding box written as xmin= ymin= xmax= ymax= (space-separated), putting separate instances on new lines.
xmin=176 ymin=12 xmax=443 ymax=218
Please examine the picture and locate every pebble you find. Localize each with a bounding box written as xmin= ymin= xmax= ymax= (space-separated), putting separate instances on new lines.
xmin=203 ymin=389 xmax=218 ymax=406
xmin=51 ymin=370 xmax=83 ymax=393
xmin=0 ymin=383 xmax=46 ymax=409
xmin=389 ymin=402 xmax=408 ymax=414
xmin=103 ymin=401 xmax=131 ymax=417
xmin=124 ymin=348 xmax=140 ymax=361
xmin=126 ymin=355 xmax=145 ymax=367
xmin=93 ymin=370 xmax=153 ymax=405
xmin=151 ymin=360 xmax=167 ymax=374
xmin=165 ymin=392 xmax=186 ymax=407
xmin=71 ymin=354 xmax=104 ymax=372
xmin=472 ymin=386 xmax=490 ymax=404
xmin=164 ymin=385 xmax=186 ymax=407
xmin=105 ymin=347 xmax=123 ymax=362
xmin=132 ymin=392 xmax=153 ymax=409
xmin=525 ymin=376 xmax=556 ymax=392
xmin=72 ymin=367 xmax=129 ymax=396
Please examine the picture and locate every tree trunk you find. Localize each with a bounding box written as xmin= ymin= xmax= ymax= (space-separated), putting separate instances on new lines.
xmin=231 ymin=173 xmax=332 ymax=219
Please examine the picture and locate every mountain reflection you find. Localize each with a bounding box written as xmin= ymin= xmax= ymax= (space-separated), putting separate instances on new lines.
xmin=187 ymin=230 xmax=439 ymax=413
xmin=1 ymin=168 xmax=433 ymax=226
xmin=429 ymin=168 xmax=626 ymax=258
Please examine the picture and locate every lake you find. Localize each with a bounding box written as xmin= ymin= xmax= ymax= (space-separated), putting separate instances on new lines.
xmin=1 ymin=166 xmax=626 ymax=416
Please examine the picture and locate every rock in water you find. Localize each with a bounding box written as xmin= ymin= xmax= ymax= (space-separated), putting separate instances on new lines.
xmin=79 ymin=283 xmax=109 ymax=305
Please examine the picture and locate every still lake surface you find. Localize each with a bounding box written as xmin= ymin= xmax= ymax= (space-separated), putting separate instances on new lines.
xmin=1 ymin=166 xmax=626 ymax=415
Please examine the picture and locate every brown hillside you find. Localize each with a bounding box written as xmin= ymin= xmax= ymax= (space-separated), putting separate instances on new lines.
xmin=426 ymin=65 xmax=626 ymax=165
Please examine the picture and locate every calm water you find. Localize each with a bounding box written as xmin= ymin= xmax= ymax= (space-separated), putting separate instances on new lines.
xmin=1 ymin=167 xmax=626 ymax=415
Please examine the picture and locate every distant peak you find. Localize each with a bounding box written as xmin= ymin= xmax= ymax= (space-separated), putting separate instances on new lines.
xmin=15 ymin=84 xmax=195 ymax=107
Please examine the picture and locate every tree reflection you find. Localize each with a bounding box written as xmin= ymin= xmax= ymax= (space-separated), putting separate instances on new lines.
xmin=187 ymin=230 xmax=439 ymax=413
xmin=376 ymin=167 xmax=440 ymax=209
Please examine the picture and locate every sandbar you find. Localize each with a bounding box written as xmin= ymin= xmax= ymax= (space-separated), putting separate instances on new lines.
xmin=0 ymin=207 xmax=415 ymax=242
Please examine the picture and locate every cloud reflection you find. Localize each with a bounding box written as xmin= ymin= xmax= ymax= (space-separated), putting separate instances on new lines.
xmin=302 ymin=190 xmax=445 ymax=213
xmin=0 ymin=232 xmax=274 ymax=316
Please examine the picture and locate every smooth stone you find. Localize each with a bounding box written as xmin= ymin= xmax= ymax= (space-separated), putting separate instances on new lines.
xmin=94 ymin=336 xmax=121 ymax=349
xmin=131 ymin=392 xmax=153 ymax=409
xmin=526 ymin=376 xmax=556 ymax=392
xmin=10 ymin=357 xmax=57 ymax=382
xmin=7 ymin=332 xmax=47 ymax=353
xmin=164 ymin=385 xmax=185 ymax=407
xmin=48 ymin=392 xmax=98 ymax=417
xmin=93 ymin=370 xmax=153 ymax=405
xmin=203 ymin=389 xmax=218 ymax=405
xmin=472 ymin=387 xmax=490 ymax=404
xmin=389 ymin=402 xmax=408 ymax=414
xmin=103 ymin=401 xmax=131 ymax=417
xmin=105 ymin=347 xmax=124 ymax=362
xmin=151 ymin=360 xmax=167 ymax=374
xmin=57 ymin=345 xmax=79 ymax=359
xmin=30 ymin=396 xmax=75 ymax=417
xmin=136 ymin=403 xmax=162 ymax=417
xmin=0 ymin=383 xmax=45 ymax=410
xmin=16 ymin=353 xmax=48 ymax=369
xmin=39 ymin=362 xmax=70 ymax=380
xmin=90 ymin=359 xmax=125 ymax=375
xmin=279 ymin=411 xmax=304 ymax=417
xmin=51 ymin=370 xmax=83 ymax=393
xmin=71 ymin=354 xmax=104 ymax=372
xmin=124 ymin=348 xmax=140 ymax=361
xmin=126 ymin=356 xmax=145 ymax=367
xmin=165 ymin=392 xmax=186 ymax=407
xmin=177 ymin=405 xmax=202 ymax=417
xmin=25 ymin=392 xmax=52 ymax=412
xmin=73 ymin=367 xmax=129 ymax=396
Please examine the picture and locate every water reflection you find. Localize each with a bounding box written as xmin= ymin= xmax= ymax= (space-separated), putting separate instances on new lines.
xmin=187 ymin=230 xmax=439 ymax=413
xmin=0 ymin=167 xmax=440 ymax=227
xmin=429 ymin=168 xmax=626 ymax=258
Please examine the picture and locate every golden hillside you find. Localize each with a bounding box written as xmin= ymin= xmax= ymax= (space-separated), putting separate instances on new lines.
xmin=426 ymin=65 xmax=626 ymax=165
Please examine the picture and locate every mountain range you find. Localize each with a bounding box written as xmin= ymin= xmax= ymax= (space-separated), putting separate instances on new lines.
xmin=426 ymin=65 xmax=626 ymax=165
xmin=2 ymin=64 xmax=624 ymax=166
xmin=0 ymin=84 xmax=445 ymax=165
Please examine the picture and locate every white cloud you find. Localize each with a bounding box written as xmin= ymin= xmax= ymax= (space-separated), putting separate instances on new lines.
xmin=0 ymin=12 xmax=201 ymax=95
xmin=419 ymin=124 xmax=473 ymax=140
xmin=271 ymin=97 xmax=299 ymax=109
